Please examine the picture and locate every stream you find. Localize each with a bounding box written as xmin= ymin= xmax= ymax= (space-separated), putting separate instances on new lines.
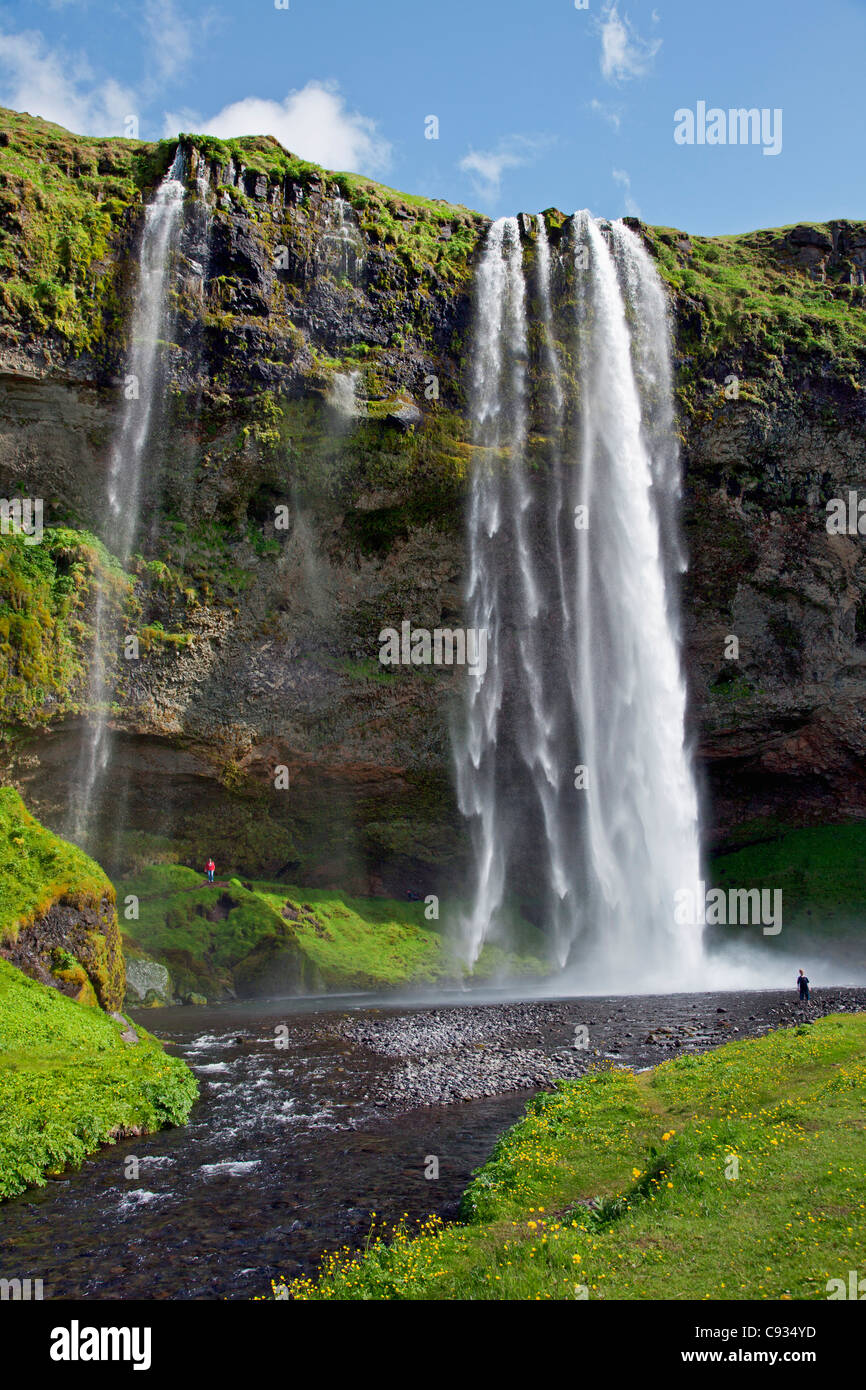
xmin=1 ymin=985 xmax=862 ymax=1300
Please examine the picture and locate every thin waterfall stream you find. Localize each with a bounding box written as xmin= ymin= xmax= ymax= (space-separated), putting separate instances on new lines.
xmin=67 ymin=150 xmax=187 ymax=847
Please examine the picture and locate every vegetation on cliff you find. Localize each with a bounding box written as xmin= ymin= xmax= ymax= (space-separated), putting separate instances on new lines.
xmin=281 ymin=1014 xmax=866 ymax=1300
xmin=0 ymin=107 xmax=172 ymax=357
xmin=645 ymin=221 xmax=866 ymax=382
xmin=0 ymin=956 xmax=197 ymax=1200
xmin=0 ymin=528 xmax=134 ymax=727
xmin=0 ymin=786 xmax=124 ymax=1009
xmin=711 ymin=823 xmax=866 ymax=963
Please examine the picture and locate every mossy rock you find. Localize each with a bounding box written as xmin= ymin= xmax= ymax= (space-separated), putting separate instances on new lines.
xmin=0 ymin=787 xmax=124 ymax=1010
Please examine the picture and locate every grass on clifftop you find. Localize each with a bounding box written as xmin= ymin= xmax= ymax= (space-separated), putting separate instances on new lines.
xmin=0 ymin=106 xmax=171 ymax=352
xmin=0 ymin=957 xmax=197 ymax=1200
xmin=0 ymin=785 xmax=111 ymax=943
xmin=280 ymin=1014 xmax=866 ymax=1300
xmin=645 ymin=221 xmax=866 ymax=378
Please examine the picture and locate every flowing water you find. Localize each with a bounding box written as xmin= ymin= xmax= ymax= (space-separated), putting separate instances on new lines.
xmin=455 ymin=213 xmax=703 ymax=988
xmin=68 ymin=150 xmax=187 ymax=846
xmin=0 ymin=987 xmax=827 ymax=1299
xmin=0 ymin=996 xmax=536 ymax=1299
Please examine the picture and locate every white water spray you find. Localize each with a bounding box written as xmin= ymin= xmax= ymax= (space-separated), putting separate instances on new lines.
xmin=68 ymin=151 xmax=186 ymax=845
xmin=456 ymin=211 xmax=704 ymax=988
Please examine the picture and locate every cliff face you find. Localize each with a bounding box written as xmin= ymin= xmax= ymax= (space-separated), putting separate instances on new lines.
xmin=1 ymin=107 xmax=865 ymax=890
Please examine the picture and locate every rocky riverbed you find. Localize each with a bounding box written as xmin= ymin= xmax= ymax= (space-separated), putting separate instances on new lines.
xmin=329 ymin=987 xmax=866 ymax=1112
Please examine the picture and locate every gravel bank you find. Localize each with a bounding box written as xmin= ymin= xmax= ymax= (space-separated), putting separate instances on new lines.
xmin=329 ymin=987 xmax=866 ymax=1113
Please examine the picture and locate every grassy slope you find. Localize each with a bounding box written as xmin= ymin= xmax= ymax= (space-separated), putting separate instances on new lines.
xmin=711 ymin=824 xmax=866 ymax=960
xmin=0 ymin=107 xmax=170 ymax=352
xmin=282 ymin=1015 xmax=866 ymax=1300
xmin=0 ymin=957 xmax=197 ymax=1200
xmin=118 ymin=865 xmax=547 ymax=995
xmin=0 ymin=784 xmax=110 ymax=941
xmin=252 ymin=883 xmax=448 ymax=985
xmin=645 ymin=222 xmax=866 ymax=378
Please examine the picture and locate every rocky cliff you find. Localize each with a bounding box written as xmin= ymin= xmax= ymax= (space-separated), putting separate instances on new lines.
xmin=0 ymin=106 xmax=865 ymax=897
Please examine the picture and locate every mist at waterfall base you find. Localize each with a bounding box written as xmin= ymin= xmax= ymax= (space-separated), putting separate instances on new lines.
xmin=453 ymin=212 xmax=815 ymax=997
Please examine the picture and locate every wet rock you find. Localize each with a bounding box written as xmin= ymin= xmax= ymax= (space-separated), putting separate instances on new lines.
xmin=125 ymin=959 xmax=172 ymax=1007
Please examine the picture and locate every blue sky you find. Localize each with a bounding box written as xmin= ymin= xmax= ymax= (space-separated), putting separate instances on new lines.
xmin=0 ymin=0 xmax=864 ymax=234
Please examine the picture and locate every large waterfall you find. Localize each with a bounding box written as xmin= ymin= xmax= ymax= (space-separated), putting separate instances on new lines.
xmin=68 ymin=151 xmax=186 ymax=845
xmin=455 ymin=212 xmax=703 ymax=990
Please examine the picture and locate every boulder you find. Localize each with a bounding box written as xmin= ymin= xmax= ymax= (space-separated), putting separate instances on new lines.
xmin=124 ymin=958 xmax=173 ymax=1007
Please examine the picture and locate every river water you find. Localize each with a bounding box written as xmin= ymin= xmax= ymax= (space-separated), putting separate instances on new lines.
xmin=0 ymin=992 xmax=539 ymax=1300
xmin=2 ymin=986 xmax=860 ymax=1300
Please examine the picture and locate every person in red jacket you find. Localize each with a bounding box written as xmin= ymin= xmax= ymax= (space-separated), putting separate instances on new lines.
xmin=205 ymin=858 xmax=215 ymax=884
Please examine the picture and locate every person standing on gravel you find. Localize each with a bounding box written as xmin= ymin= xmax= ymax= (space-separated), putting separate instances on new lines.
xmin=205 ymin=857 xmax=216 ymax=884
xmin=797 ymin=969 xmax=811 ymax=1004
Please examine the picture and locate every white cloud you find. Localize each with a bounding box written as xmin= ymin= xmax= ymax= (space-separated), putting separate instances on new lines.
xmin=195 ymin=82 xmax=391 ymax=175
xmin=597 ymin=3 xmax=661 ymax=83
xmin=143 ymin=0 xmax=194 ymax=85
xmin=612 ymin=167 xmax=641 ymax=217
xmin=590 ymin=98 xmax=623 ymax=132
xmin=458 ymin=136 xmax=548 ymax=202
xmin=0 ymin=26 xmax=136 ymax=135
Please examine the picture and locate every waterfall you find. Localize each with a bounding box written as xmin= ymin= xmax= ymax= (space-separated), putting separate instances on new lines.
xmin=321 ymin=196 xmax=365 ymax=284
xmin=455 ymin=211 xmax=703 ymax=989
xmin=68 ymin=150 xmax=186 ymax=846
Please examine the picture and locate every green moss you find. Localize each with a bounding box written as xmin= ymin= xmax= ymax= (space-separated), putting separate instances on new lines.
xmin=116 ymin=863 xmax=547 ymax=995
xmin=117 ymin=865 xmax=301 ymax=999
xmin=0 ymin=527 xmax=135 ymax=726
xmin=644 ymin=220 xmax=866 ymax=379
xmin=0 ymin=786 xmax=112 ymax=941
xmin=0 ymin=108 xmax=175 ymax=354
xmin=0 ymin=957 xmax=197 ymax=1199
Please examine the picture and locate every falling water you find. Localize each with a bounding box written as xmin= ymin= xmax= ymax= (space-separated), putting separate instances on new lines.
xmin=321 ymin=196 xmax=365 ymax=284
xmin=68 ymin=150 xmax=186 ymax=845
xmin=456 ymin=212 xmax=703 ymax=989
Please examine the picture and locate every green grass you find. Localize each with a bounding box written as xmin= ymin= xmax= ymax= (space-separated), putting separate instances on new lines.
xmin=711 ymin=823 xmax=866 ymax=959
xmin=0 ymin=107 xmax=171 ymax=351
xmin=0 ymin=957 xmax=197 ymax=1200
xmin=0 ymin=785 xmax=112 ymax=943
xmin=117 ymin=866 xmax=548 ymax=997
xmin=252 ymin=883 xmax=548 ymax=987
xmin=280 ymin=1015 xmax=866 ymax=1300
xmin=252 ymin=882 xmax=449 ymax=986
xmin=645 ymin=222 xmax=866 ymax=384
xmin=117 ymin=865 xmax=296 ymax=999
